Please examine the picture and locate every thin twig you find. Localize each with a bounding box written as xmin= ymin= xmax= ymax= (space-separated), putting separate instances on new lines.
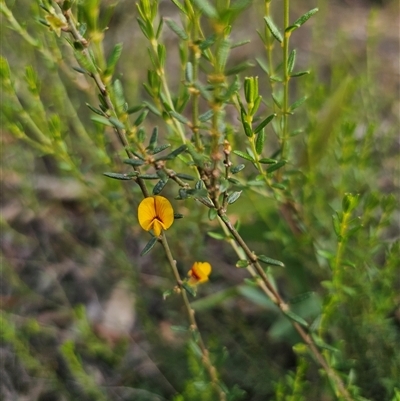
xmin=160 ymin=235 xmax=227 ymax=401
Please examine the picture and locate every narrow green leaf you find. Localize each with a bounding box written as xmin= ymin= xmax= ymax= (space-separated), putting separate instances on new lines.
xmin=312 ymin=335 xmax=340 ymax=353
xmin=199 ymin=34 xmax=216 ymax=51
xmin=187 ymin=144 xmax=205 ymax=167
xmin=152 ymin=144 xmax=171 ymax=154
xmin=98 ymin=94 xmax=108 ymax=111
xmin=316 ymin=249 xmax=335 ymax=260
xmin=136 ymin=17 xmax=150 ymax=39
xmin=113 ymin=79 xmax=126 ymax=111
xmin=257 ymin=255 xmax=285 ymax=267
xmin=254 ymin=113 xmax=276 ymax=134
xmin=165 ymin=18 xmax=188 ymax=40
xmin=291 ymin=8 xmax=319 ymax=29
xmin=271 ymin=183 xmax=286 ymax=190
xmin=138 ymin=174 xmax=159 ymax=179
xmin=129 ymin=148 xmax=146 ymax=161
xmin=126 ymin=104 xmax=144 ymax=114
xmin=175 ymin=173 xmax=196 ymax=181
xmin=259 ymin=158 xmax=277 ymax=164
xmin=137 ymin=127 xmax=146 ymax=143
xmin=170 ymin=0 xmax=186 ymax=14
xmin=91 ymin=115 xmax=113 ymax=127
xmin=266 ymin=160 xmax=286 ymax=173
xmin=219 ymin=178 xmax=230 ymax=193
xmin=198 ymin=110 xmax=214 ymax=122
xmin=103 ymin=172 xmax=136 ymax=180
xmin=192 ymin=0 xmax=218 ymax=19
xmin=227 ymin=191 xmax=242 ymax=204
xmin=174 ymin=213 xmax=184 ymax=220
xmin=243 ymin=278 xmax=259 ymax=287
xmin=143 ymin=101 xmax=162 ymax=116
xmin=147 ymin=126 xmax=158 ymax=151
xmin=185 ymin=62 xmax=193 ymax=82
xmin=228 ymin=177 xmax=242 ymax=184
xmin=105 ymin=43 xmax=123 ymax=77
xmin=198 ymin=196 xmax=214 ymax=208
xmin=140 ymin=236 xmax=158 ymax=256
xmin=157 ymin=170 xmax=168 ymax=180
xmin=207 ymin=232 xmax=225 ymax=240
xmin=176 ymin=89 xmax=190 ymax=112
xmin=109 ymin=117 xmax=125 ymax=129
xmin=186 ymin=188 xmax=208 ymax=197
xmin=289 ymin=292 xmax=314 ymax=304
xmin=182 ymin=282 xmax=197 ymax=297
xmin=155 ymin=17 xmax=164 ymax=39
xmin=133 ymin=109 xmax=149 ymax=126
xmin=86 ymin=103 xmax=104 ymax=116
xmin=256 ymin=57 xmax=269 ymax=74
xmin=74 ymin=49 xmax=96 ymax=73
xmin=193 ymin=82 xmax=212 ymax=101
xmin=255 ymin=129 xmax=265 ymax=155
xmin=243 ymin=121 xmax=253 ymax=137
xmin=153 ymin=179 xmax=168 ymax=195
xmin=233 ymin=150 xmax=255 ymax=162
xmin=287 ymin=49 xmax=296 ymax=74
xmin=72 ymin=66 xmax=88 ymax=75
xmin=217 ymin=39 xmax=231 ymax=71
xmin=222 ymin=75 xmax=240 ymax=101
xmin=225 ymin=61 xmax=255 ymax=76
xmin=123 ymin=158 xmax=145 ymax=166
xmin=272 ymin=93 xmax=282 ymax=109
xmin=170 ymin=325 xmax=189 ymax=332
xmin=230 ymin=164 xmax=245 ymax=174
xmin=332 ymin=213 xmax=341 ymax=237
xmin=264 ymin=16 xmax=283 ymax=43
xmin=159 ymin=145 xmax=187 ymax=160
xmin=169 ymin=110 xmax=190 ymax=125
xmin=269 ymin=75 xmax=283 ymax=83
xmin=283 ymin=310 xmax=308 ymax=327
xmin=231 ymin=40 xmax=251 ymax=49
xmin=290 ymin=70 xmax=310 ymax=78
xmin=158 ymin=44 xmax=166 ymax=66
xmin=289 ymin=96 xmax=307 ymax=111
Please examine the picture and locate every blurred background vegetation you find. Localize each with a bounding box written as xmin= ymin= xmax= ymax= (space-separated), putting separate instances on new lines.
xmin=1 ymin=0 xmax=399 ymax=400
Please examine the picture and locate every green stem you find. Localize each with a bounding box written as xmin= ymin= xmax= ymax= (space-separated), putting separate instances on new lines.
xmin=281 ymin=0 xmax=290 ymax=164
xmin=248 ymin=135 xmax=273 ymax=191
xmin=216 ymin=208 xmax=352 ymax=401
xmin=190 ymin=15 xmax=202 ymax=151
xmin=64 ymin=9 xmax=149 ymax=197
xmin=264 ymin=1 xmax=275 ymax=83
xmin=320 ymin=210 xmax=353 ymax=336
xmin=160 ymin=235 xmax=226 ymax=401
xmin=149 ymin=40 xmax=187 ymax=144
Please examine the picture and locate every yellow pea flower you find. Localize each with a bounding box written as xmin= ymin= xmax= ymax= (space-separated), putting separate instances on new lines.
xmin=187 ymin=262 xmax=212 ymax=286
xmin=138 ymin=196 xmax=174 ymax=237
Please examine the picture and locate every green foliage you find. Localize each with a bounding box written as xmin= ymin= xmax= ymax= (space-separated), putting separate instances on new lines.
xmin=1 ymin=0 xmax=398 ymax=400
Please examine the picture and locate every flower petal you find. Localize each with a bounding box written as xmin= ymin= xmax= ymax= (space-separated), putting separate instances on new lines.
xmin=152 ymin=219 xmax=163 ymax=237
xmin=138 ymin=196 xmax=174 ymax=236
xmin=138 ymin=197 xmax=156 ymax=232
xmin=153 ymin=196 xmax=174 ymax=230
xmin=189 ymin=262 xmax=212 ymax=284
